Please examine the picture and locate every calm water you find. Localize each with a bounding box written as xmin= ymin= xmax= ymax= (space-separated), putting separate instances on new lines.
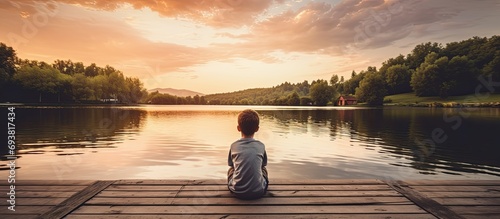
xmin=1 ymin=105 xmax=500 ymax=180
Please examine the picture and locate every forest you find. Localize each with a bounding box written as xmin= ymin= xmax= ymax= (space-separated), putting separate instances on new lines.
xmin=0 ymin=43 xmax=146 ymax=103
xmin=1 ymin=35 xmax=499 ymax=105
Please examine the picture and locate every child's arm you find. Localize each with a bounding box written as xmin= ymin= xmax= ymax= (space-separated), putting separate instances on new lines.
xmin=262 ymin=151 xmax=267 ymax=167
xmin=228 ymin=149 xmax=233 ymax=167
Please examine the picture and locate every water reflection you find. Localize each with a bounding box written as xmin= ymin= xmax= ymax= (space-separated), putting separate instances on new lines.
xmin=259 ymin=108 xmax=500 ymax=178
xmin=15 ymin=107 xmax=145 ymax=150
xmin=0 ymin=106 xmax=499 ymax=180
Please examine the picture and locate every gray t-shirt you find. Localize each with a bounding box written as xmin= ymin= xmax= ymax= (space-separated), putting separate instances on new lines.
xmin=228 ymin=138 xmax=267 ymax=197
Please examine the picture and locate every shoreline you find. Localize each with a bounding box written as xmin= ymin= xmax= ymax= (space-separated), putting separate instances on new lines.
xmin=385 ymin=102 xmax=500 ymax=108
xmin=2 ymin=102 xmax=500 ymax=108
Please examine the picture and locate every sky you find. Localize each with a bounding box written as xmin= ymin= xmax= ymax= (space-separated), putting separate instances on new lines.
xmin=0 ymin=0 xmax=499 ymax=94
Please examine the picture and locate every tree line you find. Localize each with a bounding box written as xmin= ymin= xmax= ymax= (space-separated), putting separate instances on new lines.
xmin=206 ymin=35 xmax=499 ymax=106
xmin=0 ymin=43 xmax=146 ymax=103
xmin=2 ymin=35 xmax=498 ymax=106
xmin=204 ymin=80 xmax=338 ymax=106
xmin=337 ymin=35 xmax=500 ymax=105
xmin=144 ymin=91 xmax=207 ymax=105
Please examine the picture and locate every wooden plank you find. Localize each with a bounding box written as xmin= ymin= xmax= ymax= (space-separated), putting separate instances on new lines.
xmin=39 ymin=180 xmax=116 ymax=219
xmin=115 ymin=179 xmax=384 ymax=185
xmin=448 ymin=206 xmax=500 ymax=214
xmin=115 ymin=179 xmax=225 ymax=185
xmin=86 ymin=196 xmax=413 ymax=205
xmin=404 ymin=180 xmax=500 ymax=186
xmin=385 ymin=180 xmax=464 ymax=219
xmin=106 ymin=184 xmax=393 ymax=191
xmin=0 ymin=215 xmax=39 ymax=219
xmin=409 ymin=185 xmax=500 ymax=192
xmin=71 ymin=204 xmax=427 ymax=214
xmin=0 ymin=180 xmax=94 ymax=186
xmin=433 ymin=197 xmax=500 ymax=206
xmin=0 ymin=197 xmax=67 ymax=206
xmin=66 ymin=214 xmax=436 ymax=219
xmin=0 ymin=185 xmax=88 ymax=192
xmin=269 ymin=179 xmax=385 ymax=185
xmin=420 ymin=191 xmax=500 ymax=198
xmin=96 ymin=190 xmax=402 ymax=198
xmin=460 ymin=215 xmax=500 ymax=219
xmin=4 ymin=191 xmax=77 ymax=198
xmin=0 ymin=206 xmax=54 ymax=214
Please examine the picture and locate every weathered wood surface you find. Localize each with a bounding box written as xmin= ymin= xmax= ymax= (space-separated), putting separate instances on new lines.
xmin=385 ymin=180 xmax=465 ymax=219
xmin=39 ymin=180 xmax=116 ymax=219
xmin=405 ymin=180 xmax=500 ymax=218
xmin=1 ymin=179 xmax=499 ymax=218
xmin=0 ymin=180 xmax=95 ymax=219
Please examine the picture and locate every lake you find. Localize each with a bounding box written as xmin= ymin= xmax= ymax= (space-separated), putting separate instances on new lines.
xmin=1 ymin=105 xmax=500 ymax=180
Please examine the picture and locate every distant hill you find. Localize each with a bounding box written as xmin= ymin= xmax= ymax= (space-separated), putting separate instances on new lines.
xmin=204 ymin=81 xmax=313 ymax=105
xmin=148 ymin=88 xmax=204 ymax=97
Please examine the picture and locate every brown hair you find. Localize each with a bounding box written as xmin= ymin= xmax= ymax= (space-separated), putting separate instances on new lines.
xmin=238 ymin=109 xmax=259 ymax=136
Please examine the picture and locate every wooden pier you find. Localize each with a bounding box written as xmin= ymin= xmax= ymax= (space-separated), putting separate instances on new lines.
xmin=1 ymin=179 xmax=500 ymax=218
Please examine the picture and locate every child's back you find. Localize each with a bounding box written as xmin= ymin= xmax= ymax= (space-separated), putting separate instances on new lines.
xmin=227 ymin=109 xmax=268 ymax=199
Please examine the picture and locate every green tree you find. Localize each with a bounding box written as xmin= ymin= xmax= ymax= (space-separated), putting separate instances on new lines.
xmin=185 ymin=96 xmax=193 ymax=104
xmin=407 ymin=42 xmax=442 ymax=70
xmin=177 ymin=96 xmax=185 ymax=104
xmin=444 ymin=55 xmax=477 ymax=96
xmin=100 ymin=65 xmax=117 ymax=76
xmin=124 ymin=77 xmax=145 ymax=103
xmin=355 ymin=73 xmax=387 ymax=105
xmin=379 ymin=54 xmax=407 ymax=77
xmin=84 ymin=63 xmax=99 ymax=77
xmin=194 ymin=95 xmax=200 ymax=104
xmin=14 ymin=65 xmax=70 ymax=102
xmin=287 ymin=91 xmax=300 ymax=106
xmin=483 ymin=50 xmax=500 ymax=84
xmin=0 ymin=43 xmax=17 ymax=87
xmin=343 ymin=68 xmax=372 ymax=95
xmin=74 ymin=62 xmax=85 ymax=74
xmin=310 ymin=80 xmax=335 ymax=106
xmin=330 ymin=74 xmax=339 ymax=86
xmin=200 ymin=96 xmax=207 ymax=105
xmin=71 ymin=73 xmax=93 ymax=101
xmin=410 ymin=52 xmax=448 ymax=96
xmin=90 ymin=75 xmax=107 ymax=100
xmin=106 ymin=71 xmax=126 ymax=100
xmin=385 ymin=64 xmax=412 ymax=94
xmin=53 ymin=59 xmax=76 ymax=75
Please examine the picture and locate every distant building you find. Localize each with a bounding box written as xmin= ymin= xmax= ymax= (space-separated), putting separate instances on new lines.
xmin=337 ymin=95 xmax=357 ymax=106
xmin=100 ymin=98 xmax=119 ymax=103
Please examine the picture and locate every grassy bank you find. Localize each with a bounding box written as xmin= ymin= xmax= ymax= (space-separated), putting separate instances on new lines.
xmin=384 ymin=92 xmax=500 ymax=107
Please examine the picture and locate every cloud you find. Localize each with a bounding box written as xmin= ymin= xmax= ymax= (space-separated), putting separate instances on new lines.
xmin=217 ymin=0 xmax=500 ymax=55
xmin=4 ymin=0 xmax=283 ymax=28
xmin=0 ymin=1 xmax=226 ymax=77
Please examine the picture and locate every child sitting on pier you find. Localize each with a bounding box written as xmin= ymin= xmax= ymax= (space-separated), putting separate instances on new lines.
xmin=227 ymin=109 xmax=269 ymax=199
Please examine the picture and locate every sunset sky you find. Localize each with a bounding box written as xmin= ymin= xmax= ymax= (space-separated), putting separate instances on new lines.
xmin=1 ymin=0 xmax=499 ymax=94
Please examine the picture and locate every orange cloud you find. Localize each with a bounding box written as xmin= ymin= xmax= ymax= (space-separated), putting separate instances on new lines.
xmin=0 ymin=1 xmax=225 ymax=79
xmin=8 ymin=0 xmax=283 ymax=27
